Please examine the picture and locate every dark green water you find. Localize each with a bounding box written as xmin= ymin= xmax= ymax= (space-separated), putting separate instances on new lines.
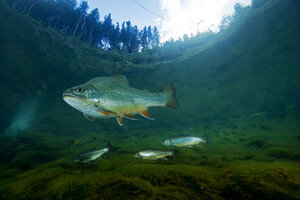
xmin=0 ymin=0 xmax=300 ymax=199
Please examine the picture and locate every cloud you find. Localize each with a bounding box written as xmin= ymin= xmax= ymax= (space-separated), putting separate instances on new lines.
xmin=158 ymin=0 xmax=251 ymax=42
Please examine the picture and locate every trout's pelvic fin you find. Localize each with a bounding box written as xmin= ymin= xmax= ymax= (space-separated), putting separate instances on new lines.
xmin=121 ymin=113 xmax=138 ymax=120
xmin=140 ymin=109 xmax=154 ymax=120
xmin=116 ymin=116 xmax=124 ymax=126
xmin=83 ymin=113 xmax=95 ymax=121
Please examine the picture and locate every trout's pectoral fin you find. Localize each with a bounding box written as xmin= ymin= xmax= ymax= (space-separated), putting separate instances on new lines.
xmin=121 ymin=113 xmax=138 ymax=120
xmin=98 ymin=109 xmax=117 ymax=116
xmin=116 ymin=117 xmax=124 ymax=126
xmin=83 ymin=113 xmax=95 ymax=121
xmin=140 ymin=109 xmax=154 ymax=120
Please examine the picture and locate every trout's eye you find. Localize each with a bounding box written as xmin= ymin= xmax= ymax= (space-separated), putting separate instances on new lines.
xmin=77 ymin=88 xmax=83 ymax=93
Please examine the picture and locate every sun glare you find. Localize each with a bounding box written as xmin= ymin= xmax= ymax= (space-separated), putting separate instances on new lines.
xmin=158 ymin=0 xmax=251 ymax=42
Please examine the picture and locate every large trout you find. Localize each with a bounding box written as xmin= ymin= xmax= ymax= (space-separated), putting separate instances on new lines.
xmin=63 ymin=75 xmax=178 ymax=126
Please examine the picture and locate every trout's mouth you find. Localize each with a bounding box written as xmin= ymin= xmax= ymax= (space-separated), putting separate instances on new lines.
xmin=63 ymin=91 xmax=77 ymax=98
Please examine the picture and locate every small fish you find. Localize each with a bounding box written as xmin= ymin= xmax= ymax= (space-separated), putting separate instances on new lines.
xmin=162 ymin=134 xmax=210 ymax=147
xmin=135 ymin=150 xmax=175 ymax=160
xmin=63 ymin=75 xmax=178 ymax=126
xmin=75 ymin=141 xmax=113 ymax=163
xmin=73 ymin=139 xmax=82 ymax=147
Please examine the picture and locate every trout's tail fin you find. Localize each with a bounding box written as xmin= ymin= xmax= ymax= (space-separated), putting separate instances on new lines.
xmin=163 ymin=83 xmax=179 ymax=109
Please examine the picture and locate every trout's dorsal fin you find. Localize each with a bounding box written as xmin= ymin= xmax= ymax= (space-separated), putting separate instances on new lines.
xmin=116 ymin=116 xmax=124 ymax=126
xmin=110 ymin=74 xmax=129 ymax=85
xmin=140 ymin=109 xmax=154 ymax=120
xmin=83 ymin=113 xmax=95 ymax=121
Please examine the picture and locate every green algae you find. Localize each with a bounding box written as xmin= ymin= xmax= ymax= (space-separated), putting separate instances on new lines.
xmin=1 ymin=160 xmax=299 ymax=200
xmin=0 ymin=118 xmax=299 ymax=199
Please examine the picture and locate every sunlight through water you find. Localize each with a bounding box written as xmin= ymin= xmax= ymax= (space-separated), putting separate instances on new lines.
xmin=158 ymin=0 xmax=251 ymax=42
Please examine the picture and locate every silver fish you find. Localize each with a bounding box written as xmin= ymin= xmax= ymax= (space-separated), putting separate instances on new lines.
xmin=135 ymin=150 xmax=174 ymax=160
xmin=75 ymin=142 xmax=112 ymax=163
xmin=162 ymin=134 xmax=209 ymax=147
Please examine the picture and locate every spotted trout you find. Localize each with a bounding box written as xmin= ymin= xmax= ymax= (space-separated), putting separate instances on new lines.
xmin=63 ymin=75 xmax=178 ymax=126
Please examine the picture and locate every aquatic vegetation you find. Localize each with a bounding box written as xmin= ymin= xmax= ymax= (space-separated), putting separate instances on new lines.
xmin=247 ymin=139 xmax=267 ymax=148
xmin=0 ymin=159 xmax=299 ymax=200
xmin=0 ymin=118 xmax=299 ymax=199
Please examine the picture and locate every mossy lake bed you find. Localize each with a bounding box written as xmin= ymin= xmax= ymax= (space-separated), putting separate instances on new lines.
xmin=0 ymin=117 xmax=299 ymax=200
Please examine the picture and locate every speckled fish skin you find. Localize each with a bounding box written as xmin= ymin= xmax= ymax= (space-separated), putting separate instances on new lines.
xmin=75 ymin=147 xmax=109 ymax=163
xmin=162 ymin=135 xmax=207 ymax=147
xmin=90 ymin=76 xmax=167 ymax=114
xmin=63 ymin=75 xmax=178 ymax=125
xmin=135 ymin=150 xmax=173 ymax=160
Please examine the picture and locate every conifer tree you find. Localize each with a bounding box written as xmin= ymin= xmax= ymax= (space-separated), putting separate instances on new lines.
xmin=72 ymin=0 xmax=88 ymax=36
xmin=141 ymin=26 xmax=148 ymax=49
xmin=6 ymin=0 xmax=160 ymax=52
xmin=110 ymin=22 xmax=120 ymax=49
xmin=147 ymin=25 xmax=153 ymax=48
xmin=152 ymin=26 xmax=160 ymax=47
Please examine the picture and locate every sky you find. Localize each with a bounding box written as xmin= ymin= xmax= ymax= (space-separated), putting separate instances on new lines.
xmin=82 ymin=0 xmax=251 ymax=42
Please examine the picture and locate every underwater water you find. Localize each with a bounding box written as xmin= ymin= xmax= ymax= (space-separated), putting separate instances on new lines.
xmin=4 ymin=98 xmax=38 ymax=135
xmin=0 ymin=0 xmax=300 ymax=199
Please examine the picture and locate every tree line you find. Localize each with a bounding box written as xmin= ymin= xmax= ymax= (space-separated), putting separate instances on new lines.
xmin=7 ymin=0 xmax=160 ymax=52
